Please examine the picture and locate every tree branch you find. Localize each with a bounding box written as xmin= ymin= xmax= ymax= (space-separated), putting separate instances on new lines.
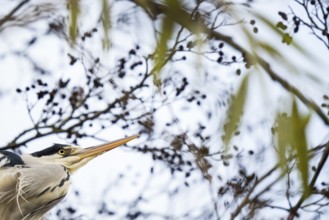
xmin=0 ymin=0 xmax=30 ymax=27
xmin=132 ymin=0 xmax=329 ymax=125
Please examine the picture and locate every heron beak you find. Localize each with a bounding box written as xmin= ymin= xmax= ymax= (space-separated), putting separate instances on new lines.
xmin=77 ymin=135 xmax=139 ymax=159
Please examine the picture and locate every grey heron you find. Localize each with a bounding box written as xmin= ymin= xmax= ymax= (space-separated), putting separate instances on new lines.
xmin=0 ymin=135 xmax=138 ymax=220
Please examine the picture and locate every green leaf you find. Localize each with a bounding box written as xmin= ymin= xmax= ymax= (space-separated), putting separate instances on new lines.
xmin=152 ymin=0 xmax=187 ymax=86
xmin=276 ymin=113 xmax=290 ymax=172
xmin=101 ymin=0 xmax=111 ymax=49
xmin=68 ymin=0 xmax=80 ymax=45
xmin=290 ymin=99 xmax=311 ymax=197
xmin=276 ymin=99 xmax=311 ymax=197
xmin=223 ymin=74 xmax=249 ymax=149
xmin=276 ymin=21 xmax=287 ymax=30
xmin=153 ymin=14 xmax=174 ymax=86
xmin=282 ymin=33 xmax=293 ymax=45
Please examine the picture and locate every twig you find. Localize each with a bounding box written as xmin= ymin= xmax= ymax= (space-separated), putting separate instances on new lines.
xmin=132 ymin=1 xmax=329 ymax=126
xmin=0 ymin=0 xmax=30 ymax=27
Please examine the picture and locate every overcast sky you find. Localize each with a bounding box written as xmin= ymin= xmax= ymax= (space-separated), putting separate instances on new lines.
xmin=1 ymin=0 xmax=329 ymax=219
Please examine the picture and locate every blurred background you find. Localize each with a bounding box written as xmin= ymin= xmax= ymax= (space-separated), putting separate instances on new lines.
xmin=1 ymin=0 xmax=329 ymax=219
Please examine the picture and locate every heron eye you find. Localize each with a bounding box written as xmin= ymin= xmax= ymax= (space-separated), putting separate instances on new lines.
xmin=58 ymin=149 xmax=67 ymax=156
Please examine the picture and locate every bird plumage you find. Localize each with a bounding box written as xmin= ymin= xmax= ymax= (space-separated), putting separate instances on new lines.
xmin=0 ymin=135 xmax=138 ymax=220
xmin=0 ymin=151 xmax=71 ymax=219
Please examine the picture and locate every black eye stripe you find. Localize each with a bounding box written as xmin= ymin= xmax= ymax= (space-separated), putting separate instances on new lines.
xmin=32 ymin=144 xmax=68 ymax=157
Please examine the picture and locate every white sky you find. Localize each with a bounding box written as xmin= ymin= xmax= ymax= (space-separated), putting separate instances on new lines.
xmin=1 ymin=0 xmax=329 ymax=219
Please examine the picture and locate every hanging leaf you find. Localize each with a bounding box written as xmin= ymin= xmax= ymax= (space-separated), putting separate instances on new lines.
xmin=276 ymin=112 xmax=290 ymax=173
xmin=276 ymin=98 xmax=311 ymax=197
xmin=101 ymin=0 xmax=111 ymax=49
xmin=152 ymin=14 xmax=174 ymax=86
xmin=223 ymin=74 xmax=249 ymax=150
xmin=290 ymin=99 xmax=311 ymax=197
xmin=152 ymin=0 xmax=188 ymax=86
xmin=68 ymin=0 xmax=80 ymax=45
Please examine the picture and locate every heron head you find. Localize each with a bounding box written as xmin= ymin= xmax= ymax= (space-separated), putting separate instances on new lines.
xmin=30 ymin=135 xmax=139 ymax=173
